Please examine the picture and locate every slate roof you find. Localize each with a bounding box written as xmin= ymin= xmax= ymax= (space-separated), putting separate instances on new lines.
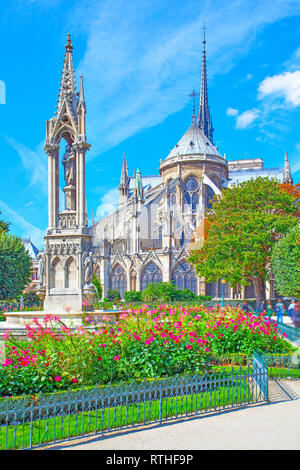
xmin=165 ymin=124 xmax=222 ymax=160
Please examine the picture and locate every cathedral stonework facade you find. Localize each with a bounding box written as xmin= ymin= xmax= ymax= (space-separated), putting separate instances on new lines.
xmin=39 ymin=34 xmax=293 ymax=312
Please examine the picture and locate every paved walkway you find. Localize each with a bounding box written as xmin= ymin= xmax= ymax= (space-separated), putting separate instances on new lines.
xmin=48 ymin=380 xmax=300 ymax=451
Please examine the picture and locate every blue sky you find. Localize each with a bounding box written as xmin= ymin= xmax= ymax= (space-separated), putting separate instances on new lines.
xmin=0 ymin=0 xmax=300 ymax=249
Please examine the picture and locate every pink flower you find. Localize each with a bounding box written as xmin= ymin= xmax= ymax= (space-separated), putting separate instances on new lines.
xmin=54 ymin=375 xmax=61 ymax=382
xmin=72 ymin=378 xmax=78 ymax=383
xmin=114 ymin=355 xmax=120 ymax=361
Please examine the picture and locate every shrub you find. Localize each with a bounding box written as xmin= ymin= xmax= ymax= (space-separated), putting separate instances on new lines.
xmin=124 ymin=291 xmax=142 ymax=302
xmin=173 ymin=289 xmax=197 ymax=301
xmin=106 ymin=289 xmax=121 ymax=301
xmin=0 ymin=306 xmax=293 ymax=396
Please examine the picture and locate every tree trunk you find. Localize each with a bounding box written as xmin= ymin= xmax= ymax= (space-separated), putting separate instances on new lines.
xmin=252 ymin=276 xmax=265 ymax=310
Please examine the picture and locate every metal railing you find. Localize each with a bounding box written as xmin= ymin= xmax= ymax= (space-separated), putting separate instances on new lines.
xmin=275 ymin=322 xmax=300 ymax=344
xmin=0 ymin=365 xmax=267 ymax=450
xmin=263 ymin=353 xmax=300 ymax=379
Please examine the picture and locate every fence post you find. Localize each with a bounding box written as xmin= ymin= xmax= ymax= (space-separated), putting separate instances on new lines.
xmin=159 ymin=381 xmax=163 ymax=424
xmin=253 ymin=351 xmax=269 ymax=403
xmin=29 ymin=403 xmax=33 ymax=449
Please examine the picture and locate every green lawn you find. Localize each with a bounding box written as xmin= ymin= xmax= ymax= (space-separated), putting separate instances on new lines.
xmin=0 ymin=382 xmax=252 ymax=450
xmin=268 ymin=367 xmax=300 ymax=379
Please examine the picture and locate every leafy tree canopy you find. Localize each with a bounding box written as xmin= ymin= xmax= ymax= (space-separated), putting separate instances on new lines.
xmin=271 ymin=223 xmax=300 ymax=298
xmin=0 ymin=231 xmax=32 ymax=300
xmin=189 ymin=177 xmax=298 ymax=306
xmin=0 ymin=211 xmax=10 ymax=234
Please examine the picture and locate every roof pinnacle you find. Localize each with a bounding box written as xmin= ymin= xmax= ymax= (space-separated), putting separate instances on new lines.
xmin=65 ymin=33 xmax=73 ymax=52
xmin=189 ymin=90 xmax=198 ymax=125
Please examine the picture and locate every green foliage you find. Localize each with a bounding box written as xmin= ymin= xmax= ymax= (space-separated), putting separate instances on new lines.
xmin=124 ymin=290 xmax=143 ymax=302
xmin=142 ymin=281 xmax=178 ymax=302
xmin=20 ymin=292 xmax=42 ymax=306
xmin=92 ymin=273 xmax=103 ymax=300
xmin=0 ymin=211 xmax=10 ymax=234
xmin=0 ymin=232 xmax=32 ymax=300
xmin=189 ymin=177 xmax=297 ymax=306
xmin=174 ymin=289 xmax=197 ymax=301
xmin=141 ymin=282 xmax=212 ymax=303
xmin=106 ymin=289 xmax=121 ymax=301
xmin=0 ymin=306 xmax=292 ymax=396
xmin=271 ymin=223 xmax=300 ymax=298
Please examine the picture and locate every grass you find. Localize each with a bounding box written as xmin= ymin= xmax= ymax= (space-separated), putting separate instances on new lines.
xmin=268 ymin=367 xmax=300 ymax=379
xmin=0 ymin=382 xmax=253 ymax=450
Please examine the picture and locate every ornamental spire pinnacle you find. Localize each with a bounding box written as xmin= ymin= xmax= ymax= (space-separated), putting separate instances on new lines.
xmin=197 ymin=24 xmax=214 ymax=143
xmin=56 ymin=33 xmax=77 ymax=117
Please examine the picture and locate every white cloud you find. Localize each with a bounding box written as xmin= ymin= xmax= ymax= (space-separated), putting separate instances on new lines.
xmin=0 ymin=199 xmax=44 ymax=248
xmin=258 ymin=71 xmax=300 ymax=106
xmin=72 ymin=0 xmax=300 ymax=159
xmin=95 ymin=187 xmax=119 ymax=218
xmin=236 ymin=108 xmax=260 ymax=129
xmin=6 ymin=137 xmax=48 ymax=196
xmin=226 ymin=107 xmax=239 ymax=116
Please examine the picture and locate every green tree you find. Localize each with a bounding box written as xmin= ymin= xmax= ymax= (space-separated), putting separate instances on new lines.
xmin=0 ymin=231 xmax=32 ymax=300
xmin=0 ymin=211 xmax=10 ymax=234
xmin=189 ymin=177 xmax=298 ymax=308
xmin=271 ymin=223 xmax=300 ymax=298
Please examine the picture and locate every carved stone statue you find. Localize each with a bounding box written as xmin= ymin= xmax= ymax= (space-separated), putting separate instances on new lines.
xmin=84 ymin=252 xmax=93 ymax=285
xmin=62 ymin=144 xmax=75 ymax=186
xmin=37 ymin=253 xmax=45 ymax=286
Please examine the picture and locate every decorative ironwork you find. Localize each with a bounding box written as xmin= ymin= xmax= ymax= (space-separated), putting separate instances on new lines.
xmin=0 ymin=362 xmax=269 ymax=450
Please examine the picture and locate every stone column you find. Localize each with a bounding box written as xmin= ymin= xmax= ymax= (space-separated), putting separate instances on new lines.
xmin=74 ymin=142 xmax=90 ymax=228
xmin=45 ymin=145 xmax=59 ymax=229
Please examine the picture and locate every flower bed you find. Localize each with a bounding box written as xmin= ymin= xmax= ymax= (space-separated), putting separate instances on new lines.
xmin=0 ymin=305 xmax=292 ymax=396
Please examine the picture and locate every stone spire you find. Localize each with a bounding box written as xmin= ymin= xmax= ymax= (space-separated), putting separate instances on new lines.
xmin=197 ymin=25 xmax=214 ymax=143
xmin=120 ymin=153 xmax=128 ymax=186
xmin=78 ymin=74 xmax=86 ymax=110
xmin=119 ymin=153 xmax=129 ymax=208
xmin=56 ymin=34 xmax=78 ymax=119
xmin=283 ymin=151 xmax=293 ymax=184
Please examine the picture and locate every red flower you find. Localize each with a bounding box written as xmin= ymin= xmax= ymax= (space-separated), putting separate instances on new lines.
xmin=97 ymin=356 xmax=102 ymax=361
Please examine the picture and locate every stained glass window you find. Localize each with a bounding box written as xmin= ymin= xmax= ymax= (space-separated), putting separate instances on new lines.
xmin=111 ymin=265 xmax=127 ymax=299
xmin=141 ymin=262 xmax=162 ymax=291
xmin=171 ymin=260 xmax=198 ymax=294
xmin=183 ymin=177 xmax=199 ymax=213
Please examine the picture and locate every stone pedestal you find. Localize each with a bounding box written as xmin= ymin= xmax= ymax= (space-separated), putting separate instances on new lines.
xmin=44 ymin=289 xmax=83 ymax=313
xmin=83 ymin=284 xmax=96 ymax=311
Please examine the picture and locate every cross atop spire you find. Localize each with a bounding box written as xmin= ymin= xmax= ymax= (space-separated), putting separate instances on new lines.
xmin=197 ymin=24 xmax=214 ymax=143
